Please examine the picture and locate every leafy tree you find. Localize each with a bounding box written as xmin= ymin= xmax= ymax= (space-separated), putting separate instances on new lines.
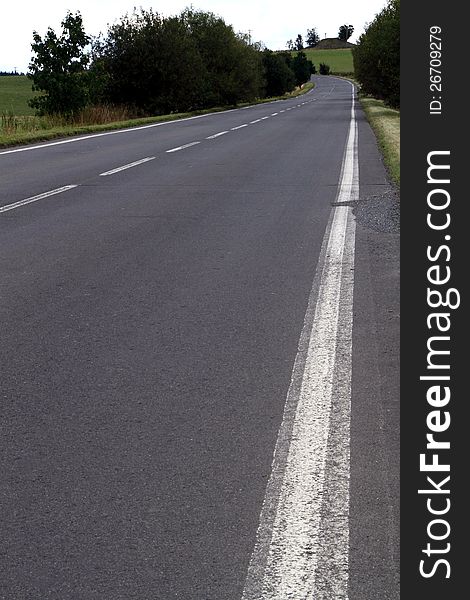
xmin=28 ymin=12 xmax=90 ymax=115
xmin=181 ymin=8 xmax=264 ymax=106
xmin=292 ymin=52 xmax=315 ymax=86
xmin=306 ymin=28 xmax=320 ymax=47
xmin=295 ymin=34 xmax=303 ymax=50
xmin=338 ymin=24 xmax=354 ymax=41
xmin=91 ymin=8 xmax=264 ymax=114
xmin=286 ymin=39 xmax=294 ymax=50
xmin=92 ymin=9 xmax=208 ymax=114
xmin=353 ymin=0 xmax=399 ymax=107
xmin=262 ymin=50 xmax=295 ymax=96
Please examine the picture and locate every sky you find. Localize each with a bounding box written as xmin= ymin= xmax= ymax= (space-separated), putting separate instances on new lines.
xmin=1 ymin=1 xmax=388 ymax=73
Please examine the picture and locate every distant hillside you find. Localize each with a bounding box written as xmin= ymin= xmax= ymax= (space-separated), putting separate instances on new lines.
xmin=301 ymin=48 xmax=354 ymax=75
xmin=309 ymin=38 xmax=355 ymax=50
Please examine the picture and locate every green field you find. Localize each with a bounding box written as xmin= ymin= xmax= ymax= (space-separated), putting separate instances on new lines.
xmin=302 ymin=48 xmax=354 ymax=75
xmin=0 ymin=75 xmax=36 ymax=115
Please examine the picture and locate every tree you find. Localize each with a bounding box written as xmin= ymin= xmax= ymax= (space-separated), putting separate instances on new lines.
xmin=262 ymin=50 xmax=295 ymax=96
xmin=91 ymin=8 xmax=264 ymax=114
xmin=292 ymin=52 xmax=315 ymax=86
xmin=353 ymin=0 xmax=399 ymax=107
xmin=338 ymin=24 xmax=354 ymax=41
xmin=306 ymin=28 xmax=319 ymax=47
xmin=286 ymin=39 xmax=294 ymax=50
xmin=294 ymin=34 xmax=303 ymax=50
xmin=28 ymin=12 xmax=90 ymax=115
xmin=180 ymin=8 xmax=264 ymax=106
xmin=92 ymin=9 xmax=209 ymax=114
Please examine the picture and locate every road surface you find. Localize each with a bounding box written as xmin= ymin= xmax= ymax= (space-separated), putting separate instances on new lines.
xmin=0 ymin=76 xmax=399 ymax=599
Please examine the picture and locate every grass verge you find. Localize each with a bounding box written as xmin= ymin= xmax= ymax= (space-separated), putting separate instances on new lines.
xmin=0 ymin=82 xmax=314 ymax=148
xmin=358 ymin=96 xmax=400 ymax=185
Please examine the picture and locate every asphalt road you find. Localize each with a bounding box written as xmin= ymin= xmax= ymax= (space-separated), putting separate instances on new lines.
xmin=0 ymin=76 xmax=399 ymax=599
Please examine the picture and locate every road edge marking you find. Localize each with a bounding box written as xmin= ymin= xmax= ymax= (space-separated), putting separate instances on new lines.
xmin=242 ymin=81 xmax=358 ymax=600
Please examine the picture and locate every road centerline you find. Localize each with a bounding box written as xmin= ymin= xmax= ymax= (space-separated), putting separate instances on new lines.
xmin=230 ymin=124 xmax=249 ymax=130
xmin=166 ymin=141 xmax=201 ymax=153
xmin=205 ymin=131 xmax=229 ymax=139
xmin=0 ymin=185 xmax=78 ymax=214
xmin=99 ymin=156 xmax=155 ymax=177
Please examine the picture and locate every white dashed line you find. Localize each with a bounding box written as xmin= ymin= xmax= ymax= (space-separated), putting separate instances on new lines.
xmin=99 ymin=156 xmax=155 ymax=176
xmin=166 ymin=141 xmax=201 ymax=153
xmin=206 ymin=131 xmax=229 ymax=139
xmin=0 ymin=185 xmax=78 ymax=214
xmin=250 ymin=119 xmax=262 ymax=124
xmin=261 ymin=116 xmax=270 ymax=120
xmin=230 ymin=124 xmax=249 ymax=130
xmin=271 ymin=113 xmax=278 ymax=116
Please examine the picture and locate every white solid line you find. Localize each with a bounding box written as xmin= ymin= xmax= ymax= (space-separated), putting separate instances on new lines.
xmin=336 ymin=93 xmax=359 ymax=203
xmin=250 ymin=119 xmax=262 ymax=124
xmin=0 ymin=185 xmax=78 ymax=214
xmin=99 ymin=156 xmax=155 ymax=176
xmin=206 ymin=131 xmax=229 ymax=139
xmin=230 ymin=124 xmax=249 ymax=130
xmin=166 ymin=141 xmax=201 ymax=153
xmin=242 ymin=82 xmax=358 ymax=600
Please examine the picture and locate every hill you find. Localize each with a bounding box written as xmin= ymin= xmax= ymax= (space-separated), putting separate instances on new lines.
xmin=310 ymin=38 xmax=355 ymax=50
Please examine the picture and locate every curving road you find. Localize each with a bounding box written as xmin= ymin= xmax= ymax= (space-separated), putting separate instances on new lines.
xmin=0 ymin=76 xmax=399 ymax=599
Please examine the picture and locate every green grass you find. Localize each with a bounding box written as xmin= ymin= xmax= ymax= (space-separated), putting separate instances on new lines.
xmin=0 ymin=75 xmax=37 ymax=116
xmin=359 ymin=96 xmax=400 ymax=185
xmin=302 ymin=48 xmax=354 ymax=75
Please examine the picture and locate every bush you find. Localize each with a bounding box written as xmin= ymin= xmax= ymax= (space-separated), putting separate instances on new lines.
xmin=319 ymin=63 xmax=330 ymax=75
xmin=291 ymin=51 xmax=315 ymax=86
xmin=262 ymin=50 xmax=295 ymax=96
xmin=92 ymin=8 xmax=264 ymax=114
xmin=353 ymin=0 xmax=399 ymax=108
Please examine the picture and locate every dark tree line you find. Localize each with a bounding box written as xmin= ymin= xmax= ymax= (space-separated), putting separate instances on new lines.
xmin=28 ymin=9 xmax=315 ymax=117
xmin=353 ymin=0 xmax=399 ymax=107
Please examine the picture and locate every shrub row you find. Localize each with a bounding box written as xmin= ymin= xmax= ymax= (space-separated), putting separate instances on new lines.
xmin=29 ymin=9 xmax=316 ymax=117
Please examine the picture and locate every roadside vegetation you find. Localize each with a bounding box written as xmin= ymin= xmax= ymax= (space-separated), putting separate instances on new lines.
xmin=360 ymin=96 xmax=400 ymax=184
xmin=353 ymin=0 xmax=399 ymax=108
xmin=1 ymin=8 xmax=316 ymax=147
xmin=352 ymin=0 xmax=399 ymax=182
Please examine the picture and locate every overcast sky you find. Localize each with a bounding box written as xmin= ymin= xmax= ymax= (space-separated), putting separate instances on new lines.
xmin=1 ymin=1 xmax=388 ymax=73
